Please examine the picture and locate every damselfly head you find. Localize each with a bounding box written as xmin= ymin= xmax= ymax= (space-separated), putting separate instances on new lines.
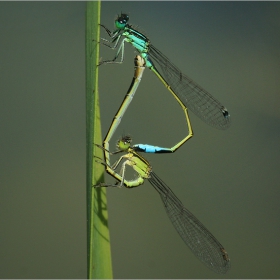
xmin=115 ymin=13 xmax=129 ymax=29
xmin=117 ymin=135 xmax=132 ymax=151
xmin=121 ymin=135 xmax=132 ymax=144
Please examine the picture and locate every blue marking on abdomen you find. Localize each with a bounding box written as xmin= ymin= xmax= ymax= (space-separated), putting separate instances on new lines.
xmin=133 ymin=144 xmax=171 ymax=153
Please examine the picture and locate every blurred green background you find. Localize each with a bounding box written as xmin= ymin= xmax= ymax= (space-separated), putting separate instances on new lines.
xmin=1 ymin=1 xmax=280 ymax=278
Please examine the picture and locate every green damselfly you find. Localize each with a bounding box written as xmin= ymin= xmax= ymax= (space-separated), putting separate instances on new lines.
xmin=95 ymin=135 xmax=230 ymax=274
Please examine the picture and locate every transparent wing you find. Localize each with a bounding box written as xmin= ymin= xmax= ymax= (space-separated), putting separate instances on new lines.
xmin=148 ymin=171 xmax=230 ymax=274
xmin=148 ymin=45 xmax=230 ymax=130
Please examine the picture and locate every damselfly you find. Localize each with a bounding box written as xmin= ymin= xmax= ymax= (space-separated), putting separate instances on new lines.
xmin=99 ymin=13 xmax=230 ymax=130
xmin=94 ymin=136 xmax=230 ymax=274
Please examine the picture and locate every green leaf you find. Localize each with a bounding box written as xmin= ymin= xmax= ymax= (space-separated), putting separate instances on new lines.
xmin=86 ymin=1 xmax=113 ymax=278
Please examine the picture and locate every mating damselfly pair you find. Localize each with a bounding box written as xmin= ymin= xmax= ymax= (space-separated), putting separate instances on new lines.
xmin=94 ymin=13 xmax=231 ymax=274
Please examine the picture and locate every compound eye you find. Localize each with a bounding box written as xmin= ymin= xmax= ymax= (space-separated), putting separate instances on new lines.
xmin=123 ymin=135 xmax=132 ymax=144
xmin=115 ymin=13 xmax=129 ymax=29
xmin=119 ymin=13 xmax=129 ymax=23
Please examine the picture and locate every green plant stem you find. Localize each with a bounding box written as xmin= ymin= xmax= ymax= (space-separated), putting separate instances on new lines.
xmin=86 ymin=1 xmax=113 ymax=278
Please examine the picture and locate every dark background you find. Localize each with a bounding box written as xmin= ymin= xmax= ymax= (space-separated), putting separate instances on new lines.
xmin=1 ymin=1 xmax=280 ymax=278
